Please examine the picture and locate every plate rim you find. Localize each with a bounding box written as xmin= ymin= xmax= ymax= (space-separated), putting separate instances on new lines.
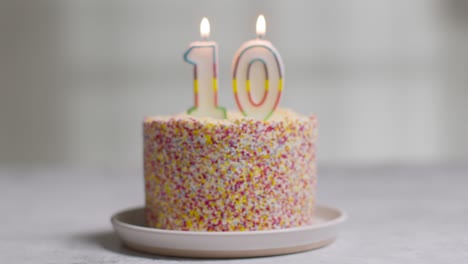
xmin=111 ymin=204 xmax=347 ymax=236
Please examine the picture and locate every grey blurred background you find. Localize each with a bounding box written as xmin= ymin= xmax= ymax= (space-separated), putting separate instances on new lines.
xmin=0 ymin=0 xmax=467 ymax=168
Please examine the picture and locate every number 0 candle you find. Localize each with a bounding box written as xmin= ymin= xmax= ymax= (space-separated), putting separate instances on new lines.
xmin=232 ymin=15 xmax=285 ymax=120
xmin=184 ymin=17 xmax=227 ymax=119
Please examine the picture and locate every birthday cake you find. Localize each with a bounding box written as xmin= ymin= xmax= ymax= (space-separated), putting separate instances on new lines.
xmin=144 ymin=109 xmax=317 ymax=231
xmin=143 ymin=15 xmax=318 ymax=232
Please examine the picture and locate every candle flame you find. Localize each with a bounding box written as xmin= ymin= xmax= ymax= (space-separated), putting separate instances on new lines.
xmin=200 ymin=17 xmax=210 ymax=39
xmin=256 ymin=14 xmax=266 ymax=38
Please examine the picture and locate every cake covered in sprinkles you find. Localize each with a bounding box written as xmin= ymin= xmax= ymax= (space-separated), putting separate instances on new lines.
xmin=143 ymin=108 xmax=317 ymax=231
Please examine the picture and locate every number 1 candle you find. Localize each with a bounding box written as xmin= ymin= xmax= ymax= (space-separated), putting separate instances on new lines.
xmin=232 ymin=15 xmax=285 ymax=120
xmin=184 ymin=18 xmax=227 ymax=119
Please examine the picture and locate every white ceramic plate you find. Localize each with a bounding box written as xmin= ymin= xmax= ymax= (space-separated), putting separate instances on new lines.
xmin=111 ymin=205 xmax=346 ymax=258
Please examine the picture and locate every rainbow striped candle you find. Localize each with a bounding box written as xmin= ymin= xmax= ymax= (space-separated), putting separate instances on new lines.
xmin=232 ymin=15 xmax=284 ymax=120
xmin=183 ymin=18 xmax=226 ymax=119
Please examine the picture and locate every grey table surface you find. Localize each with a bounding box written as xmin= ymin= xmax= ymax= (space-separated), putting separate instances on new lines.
xmin=1 ymin=165 xmax=467 ymax=263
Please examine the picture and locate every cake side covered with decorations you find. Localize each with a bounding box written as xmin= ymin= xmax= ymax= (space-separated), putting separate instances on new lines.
xmin=144 ymin=109 xmax=317 ymax=231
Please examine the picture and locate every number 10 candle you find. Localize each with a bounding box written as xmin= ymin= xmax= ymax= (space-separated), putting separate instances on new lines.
xmin=184 ymin=18 xmax=227 ymax=119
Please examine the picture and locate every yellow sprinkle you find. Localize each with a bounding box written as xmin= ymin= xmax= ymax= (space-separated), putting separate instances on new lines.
xmin=189 ymin=209 xmax=199 ymax=218
xmin=164 ymin=183 xmax=171 ymax=194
